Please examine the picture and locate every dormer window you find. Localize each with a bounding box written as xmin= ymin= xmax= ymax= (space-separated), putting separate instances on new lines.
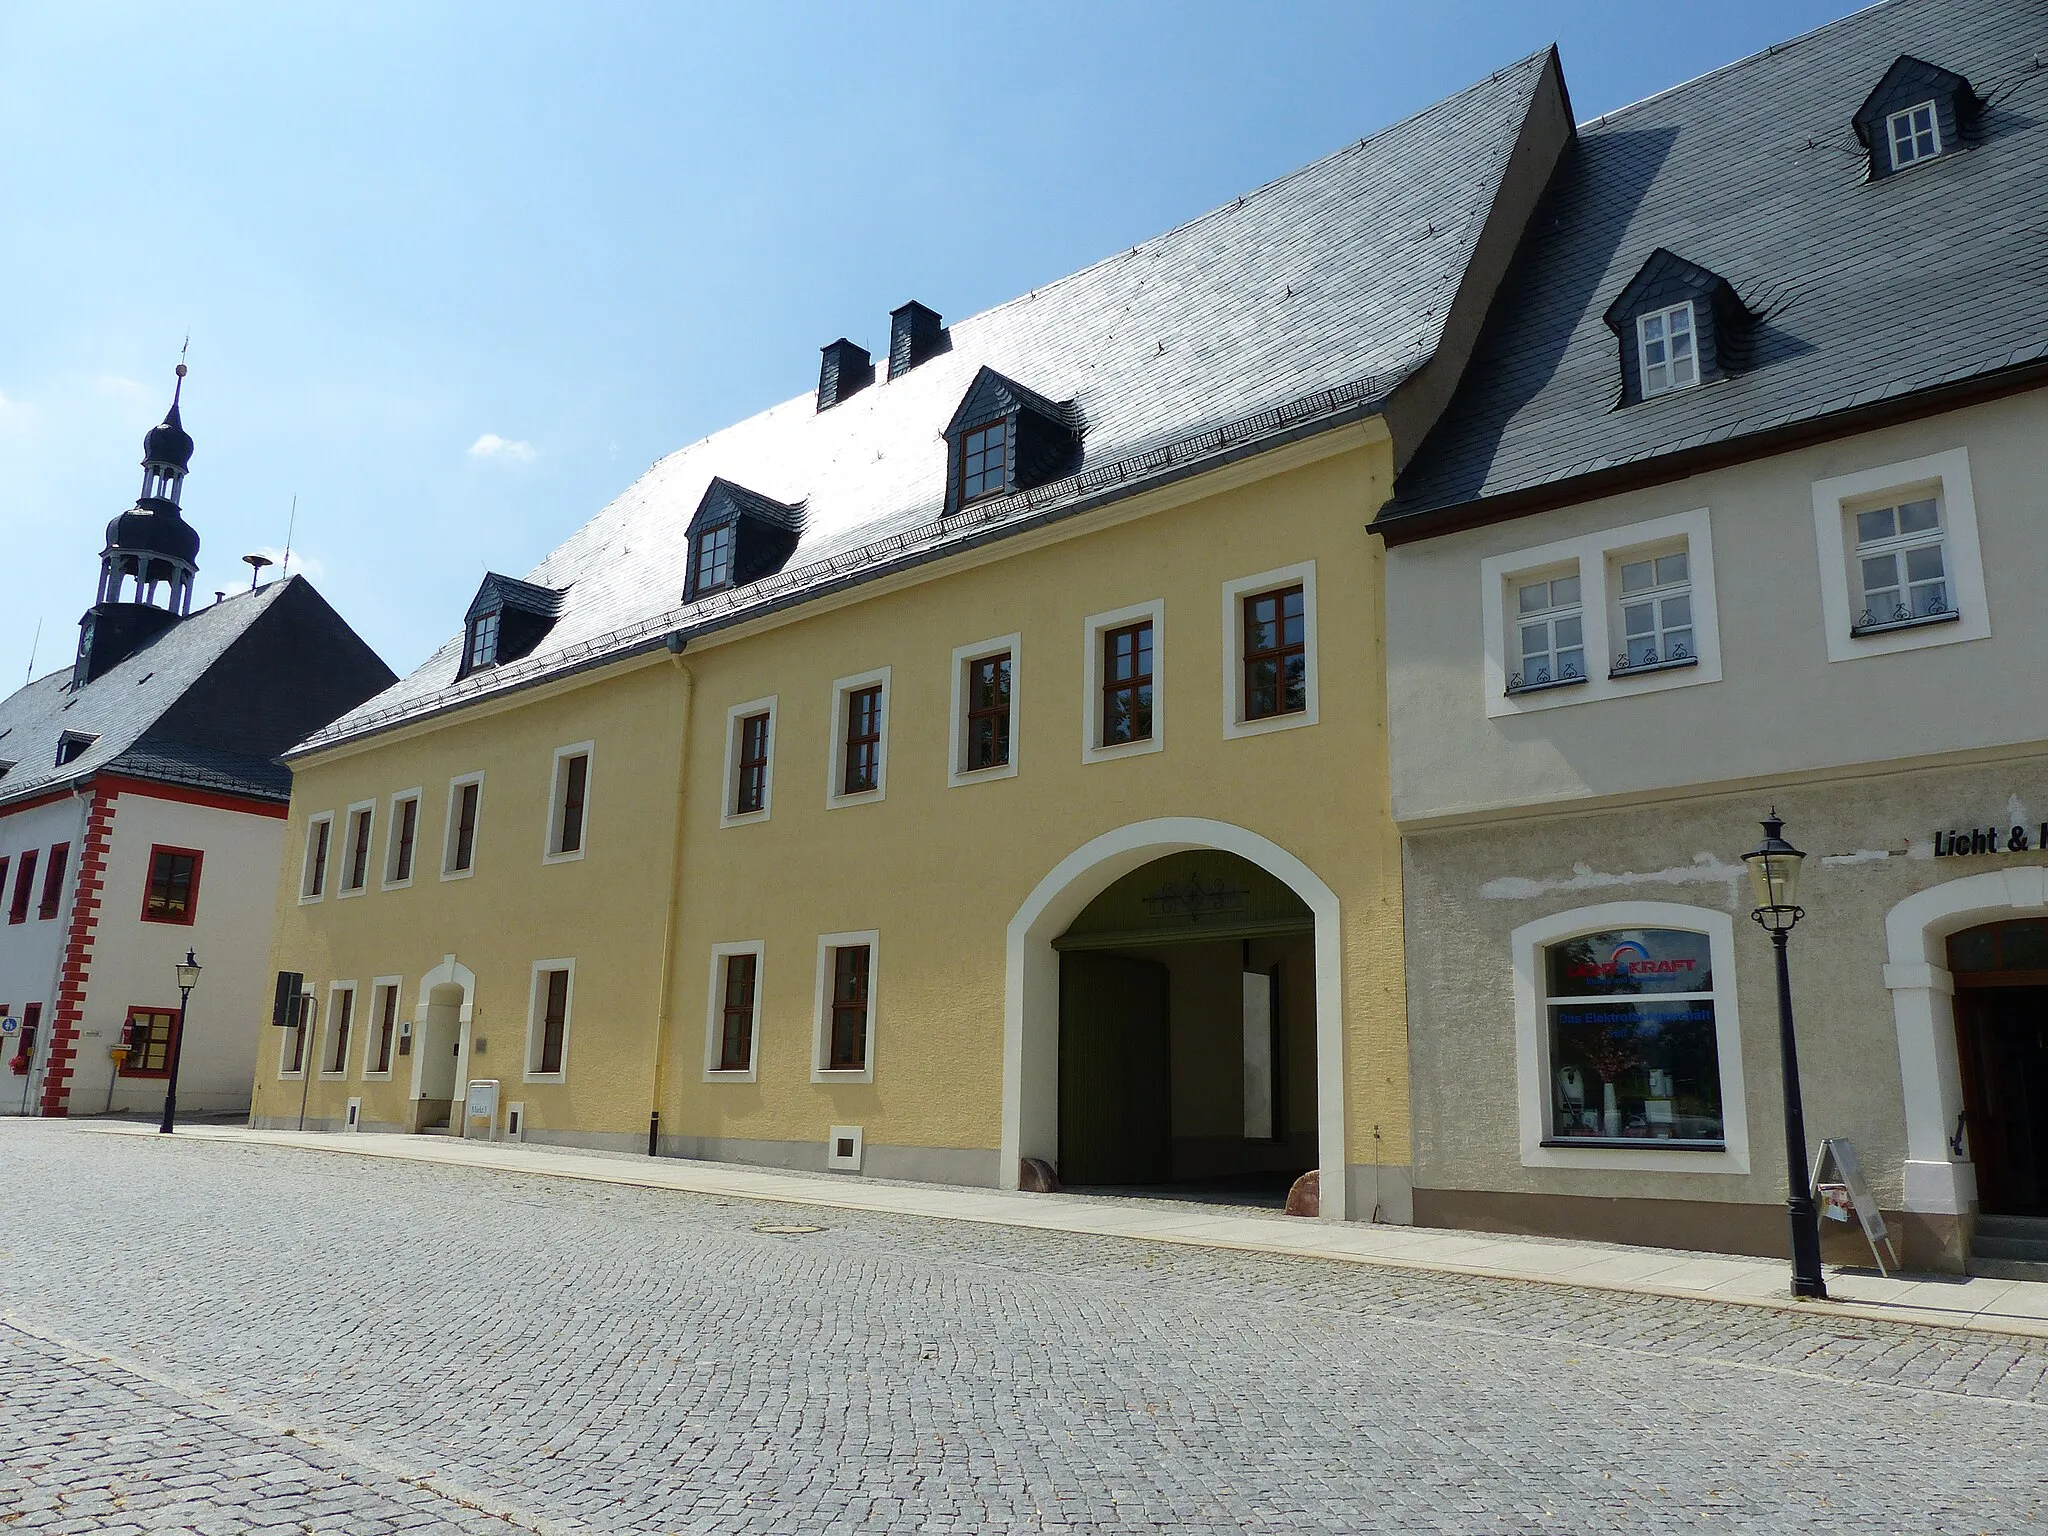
xmin=468 ymin=611 xmax=501 ymax=670
xmin=1603 ymin=251 xmax=1751 ymax=409
xmin=693 ymin=523 xmax=736 ymax=596
xmin=55 ymin=731 xmax=98 ymax=767
xmin=1636 ymin=303 xmax=1697 ymax=398
xmin=959 ymin=420 xmax=1009 ymax=504
xmin=683 ymin=479 xmax=803 ymax=603
xmin=1855 ymin=57 xmax=1974 ymax=180
xmin=1888 ymin=102 xmax=1940 ymax=167
xmin=942 ymin=368 xmax=1080 ymax=515
xmin=456 ymin=574 xmax=565 ymax=680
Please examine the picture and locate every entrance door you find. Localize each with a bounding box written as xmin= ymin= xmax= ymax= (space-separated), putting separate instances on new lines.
xmin=1955 ymin=987 xmax=2048 ymax=1217
xmin=1059 ymin=951 xmax=1170 ymax=1185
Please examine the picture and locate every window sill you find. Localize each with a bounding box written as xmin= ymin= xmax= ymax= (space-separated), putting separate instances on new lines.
xmin=1504 ymin=673 xmax=1587 ymax=699
xmin=1609 ymin=655 xmax=1698 ymax=681
xmin=1850 ymin=608 xmax=1959 ymax=639
xmin=720 ymin=807 xmax=772 ymax=828
xmin=297 ymin=894 xmax=325 ymax=906
xmin=140 ymin=913 xmax=198 ymax=927
xmin=704 ymin=1067 xmax=759 ymax=1083
xmin=317 ymin=1071 xmax=349 ymax=1083
xmin=541 ymin=849 xmax=587 ymax=866
xmin=1224 ymin=706 xmax=1317 ymax=741
xmin=380 ymin=878 xmax=414 ymax=893
xmin=825 ymin=788 xmax=885 ymax=811
xmin=336 ymin=886 xmax=368 ymax=900
xmin=1540 ymin=1137 xmax=1727 ymax=1152
xmin=812 ymin=1066 xmax=874 ymax=1084
xmin=362 ymin=1071 xmax=394 ymax=1083
xmin=522 ymin=1071 xmax=567 ymax=1086
xmin=438 ymin=867 xmax=477 ymax=883
xmin=1082 ymin=735 xmax=1163 ymax=765
xmin=949 ymin=759 xmax=1018 ymax=787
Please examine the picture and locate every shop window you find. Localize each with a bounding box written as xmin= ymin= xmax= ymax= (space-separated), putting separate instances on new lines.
xmin=546 ymin=744 xmax=592 ymax=861
xmin=705 ymin=943 xmax=764 ymax=1079
xmin=1538 ymin=927 xmax=1724 ymax=1149
xmin=812 ymin=932 xmax=878 ymax=1082
xmin=120 ymin=1007 xmax=179 ymax=1077
xmin=142 ymin=846 xmax=202 ymax=925
xmin=527 ymin=961 xmax=573 ymax=1080
xmin=720 ymin=698 xmax=777 ymax=825
xmin=38 ymin=842 xmax=69 ymax=920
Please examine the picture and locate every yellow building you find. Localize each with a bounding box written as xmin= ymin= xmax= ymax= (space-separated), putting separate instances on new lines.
xmin=254 ymin=51 xmax=1571 ymax=1221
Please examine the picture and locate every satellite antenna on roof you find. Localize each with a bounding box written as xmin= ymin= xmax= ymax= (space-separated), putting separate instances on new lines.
xmin=281 ymin=494 xmax=297 ymax=579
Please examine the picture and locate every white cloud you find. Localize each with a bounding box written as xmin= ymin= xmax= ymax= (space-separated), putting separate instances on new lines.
xmin=468 ymin=432 xmax=536 ymax=464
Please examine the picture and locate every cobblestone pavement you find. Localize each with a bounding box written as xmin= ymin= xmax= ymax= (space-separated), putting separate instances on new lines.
xmin=2 ymin=1122 xmax=2045 ymax=1534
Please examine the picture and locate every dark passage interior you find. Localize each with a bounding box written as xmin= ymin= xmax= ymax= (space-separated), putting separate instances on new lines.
xmin=1948 ymin=919 xmax=2048 ymax=1218
xmin=1056 ymin=851 xmax=1316 ymax=1206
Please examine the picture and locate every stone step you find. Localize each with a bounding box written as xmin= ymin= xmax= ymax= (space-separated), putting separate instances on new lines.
xmin=1975 ymin=1213 xmax=2048 ymax=1241
xmin=1971 ymin=1234 xmax=2048 ymax=1263
xmin=1966 ymin=1256 xmax=2048 ymax=1282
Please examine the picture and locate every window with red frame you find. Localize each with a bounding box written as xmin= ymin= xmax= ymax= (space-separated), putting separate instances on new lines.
xmin=826 ymin=944 xmax=871 ymax=1071
xmin=735 ymin=713 xmax=770 ymax=815
xmin=121 ymin=1007 xmax=179 ymax=1076
xmin=842 ymin=685 xmax=883 ymax=796
xmin=8 ymin=849 xmax=39 ymax=924
xmin=1241 ymin=584 xmax=1307 ymax=720
xmin=38 ymin=843 xmax=69 ymax=920
xmin=142 ymin=847 xmax=202 ymax=925
xmin=718 ymin=952 xmax=757 ymax=1072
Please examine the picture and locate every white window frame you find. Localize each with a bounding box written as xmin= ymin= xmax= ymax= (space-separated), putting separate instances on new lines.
xmin=441 ymin=772 xmax=485 ymax=880
xmin=383 ymin=788 xmax=422 ymax=890
xmin=1887 ymin=100 xmax=1941 ymax=167
xmin=543 ymin=741 xmax=594 ymax=864
xmin=298 ymin=812 xmax=334 ymax=904
xmin=468 ymin=610 xmax=500 ymax=670
xmin=1080 ymin=599 xmax=1165 ymax=764
xmin=1481 ymin=507 xmax=1722 ymax=718
xmin=703 ymin=940 xmax=765 ymax=1082
xmin=277 ymin=984 xmax=314 ymax=1079
xmin=811 ymin=930 xmax=878 ymax=1084
xmin=319 ymin=981 xmax=358 ymax=1082
xmin=523 ymin=957 xmax=575 ymax=1083
xmin=336 ymin=799 xmax=376 ymax=897
xmin=1511 ymin=901 xmax=1750 ymax=1174
xmin=362 ymin=974 xmax=404 ymax=1081
xmin=948 ymin=634 xmax=1021 ymax=786
xmin=1811 ymin=447 xmax=1987 ymax=664
xmin=825 ymin=668 xmax=891 ymax=809
xmin=1608 ymin=543 xmax=1697 ymax=675
xmin=1221 ymin=562 xmax=1319 ymax=739
xmin=719 ymin=696 xmax=778 ymax=827
xmin=1635 ymin=301 xmax=1698 ymax=398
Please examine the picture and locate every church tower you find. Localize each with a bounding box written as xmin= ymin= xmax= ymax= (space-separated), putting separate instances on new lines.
xmin=73 ymin=362 xmax=203 ymax=688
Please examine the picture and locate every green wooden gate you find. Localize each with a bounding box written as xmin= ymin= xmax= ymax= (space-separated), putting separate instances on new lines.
xmin=1058 ymin=950 xmax=1171 ymax=1185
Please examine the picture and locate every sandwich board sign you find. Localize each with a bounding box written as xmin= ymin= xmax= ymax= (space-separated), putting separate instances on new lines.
xmin=1812 ymin=1137 xmax=1899 ymax=1276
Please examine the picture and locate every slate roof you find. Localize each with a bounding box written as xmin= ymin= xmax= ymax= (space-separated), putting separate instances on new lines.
xmin=0 ymin=584 xmax=290 ymax=809
xmin=296 ymin=50 xmax=1558 ymax=756
xmin=1378 ymin=0 xmax=2048 ymax=535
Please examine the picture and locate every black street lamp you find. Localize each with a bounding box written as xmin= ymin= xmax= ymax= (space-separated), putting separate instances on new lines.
xmin=1742 ymin=813 xmax=1827 ymax=1300
xmin=160 ymin=948 xmax=202 ymax=1135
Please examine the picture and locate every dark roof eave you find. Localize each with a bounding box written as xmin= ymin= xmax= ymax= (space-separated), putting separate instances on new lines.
xmin=1373 ymin=355 xmax=2048 ymax=547
xmin=288 ymin=377 xmax=1400 ymax=764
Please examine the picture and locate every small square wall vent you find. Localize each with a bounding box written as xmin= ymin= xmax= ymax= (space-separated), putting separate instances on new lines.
xmin=827 ymin=1124 xmax=864 ymax=1172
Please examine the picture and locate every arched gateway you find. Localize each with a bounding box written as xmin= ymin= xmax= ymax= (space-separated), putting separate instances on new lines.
xmin=1887 ymin=869 xmax=2048 ymax=1222
xmin=1002 ymin=818 xmax=1348 ymax=1217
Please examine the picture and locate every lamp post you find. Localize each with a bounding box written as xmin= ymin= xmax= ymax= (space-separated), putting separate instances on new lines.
xmin=1742 ymin=813 xmax=1827 ymax=1300
xmin=160 ymin=949 xmax=201 ymax=1135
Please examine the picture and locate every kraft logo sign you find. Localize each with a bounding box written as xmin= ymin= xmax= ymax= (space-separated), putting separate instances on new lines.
xmin=1568 ymin=940 xmax=1697 ymax=981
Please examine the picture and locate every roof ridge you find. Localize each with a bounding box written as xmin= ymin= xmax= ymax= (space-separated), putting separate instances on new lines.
xmin=1576 ymin=0 xmax=1913 ymax=131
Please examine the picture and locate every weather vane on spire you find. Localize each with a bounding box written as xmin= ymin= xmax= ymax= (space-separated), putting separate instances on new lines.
xmin=177 ymin=332 xmax=189 ymax=381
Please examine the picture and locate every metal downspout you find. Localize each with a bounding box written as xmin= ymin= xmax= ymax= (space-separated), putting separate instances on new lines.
xmin=647 ymin=638 xmax=694 ymax=1155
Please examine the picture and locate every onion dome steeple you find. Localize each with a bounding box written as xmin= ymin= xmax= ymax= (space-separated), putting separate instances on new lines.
xmin=72 ymin=359 xmax=206 ymax=688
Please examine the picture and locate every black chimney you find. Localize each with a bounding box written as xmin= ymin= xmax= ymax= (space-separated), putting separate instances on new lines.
xmin=817 ymin=339 xmax=874 ymax=411
xmin=888 ymin=301 xmax=945 ymax=380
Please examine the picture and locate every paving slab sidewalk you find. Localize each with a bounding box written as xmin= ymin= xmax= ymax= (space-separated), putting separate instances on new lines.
xmin=83 ymin=1120 xmax=2048 ymax=1341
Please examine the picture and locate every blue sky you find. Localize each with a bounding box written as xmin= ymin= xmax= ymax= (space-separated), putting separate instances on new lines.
xmin=1 ymin=0 xmax=1860 ymax=684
